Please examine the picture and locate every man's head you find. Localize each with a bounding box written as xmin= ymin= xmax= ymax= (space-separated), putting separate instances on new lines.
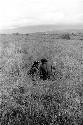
xmin=41 ymin=58 xmax=48 ymax=64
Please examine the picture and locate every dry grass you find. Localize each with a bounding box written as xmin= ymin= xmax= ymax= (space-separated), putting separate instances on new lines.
xmin=0 ymin=31 xmax=83 ymax=124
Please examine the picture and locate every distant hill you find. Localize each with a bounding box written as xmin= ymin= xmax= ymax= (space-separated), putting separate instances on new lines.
xmin=0 ymin=24 xmax=83 ymax=34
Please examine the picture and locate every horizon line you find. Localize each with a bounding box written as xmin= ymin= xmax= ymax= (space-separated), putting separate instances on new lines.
xmin=0 ymin=24 xmax=83 ymax=34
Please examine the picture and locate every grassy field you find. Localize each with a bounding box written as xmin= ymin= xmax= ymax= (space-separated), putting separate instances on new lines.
xmin=0 ymin=31 xmax=83 ymax=124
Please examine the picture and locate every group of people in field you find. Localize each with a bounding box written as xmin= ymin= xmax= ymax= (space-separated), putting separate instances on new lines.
xmin=29 ymin=58 xmax=50 ymax=80
xmin=29 ymin=58 xmax=61 ymax=81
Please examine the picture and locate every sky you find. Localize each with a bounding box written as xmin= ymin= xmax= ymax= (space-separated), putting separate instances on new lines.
xmin=0 ymin=0 xmax=82 ymax=30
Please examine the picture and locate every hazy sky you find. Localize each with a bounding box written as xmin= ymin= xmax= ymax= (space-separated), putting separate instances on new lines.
xmin=0 ymin=0 xmax=82 ymax=30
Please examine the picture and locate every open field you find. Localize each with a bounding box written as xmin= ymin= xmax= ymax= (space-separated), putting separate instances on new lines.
xmin=0 ymin=31 xmax=83 ymax=124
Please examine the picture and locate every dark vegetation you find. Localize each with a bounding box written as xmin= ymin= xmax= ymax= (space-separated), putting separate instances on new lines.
xmin=0 ymin=32 xmax=83 ymax=125
xmin=61 ymin=33 xmax=70 ymax=40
